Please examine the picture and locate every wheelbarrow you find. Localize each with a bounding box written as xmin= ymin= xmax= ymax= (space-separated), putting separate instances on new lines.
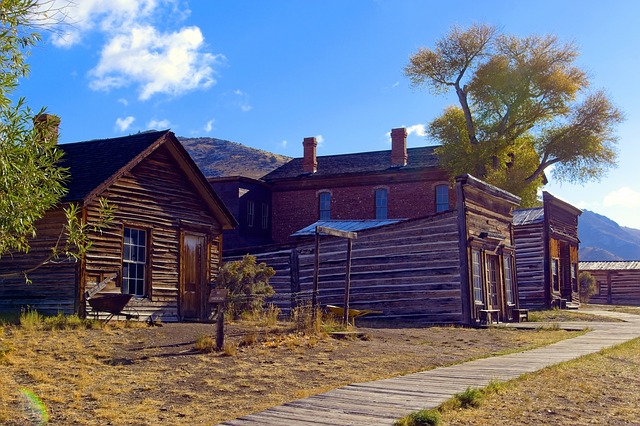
xmin=326 ymin=305 xmax=383 ymax=326
xmin=88 ymin=294 xmax=137 ymax=323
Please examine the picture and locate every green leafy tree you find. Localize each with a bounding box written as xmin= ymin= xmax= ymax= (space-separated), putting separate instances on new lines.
xmin=0 ymin=0 xmax=68 ymax=256
xmin=579 ymin=271 xmax=597 ymax=303
xmin=405 ymin=24 xmax=624 ymax=206
xmin=215 ymin=254 xmax=275 ymax=318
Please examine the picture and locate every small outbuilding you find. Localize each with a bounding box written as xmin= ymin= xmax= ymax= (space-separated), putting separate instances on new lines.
xmin=579 ymin=261 xmax=640 ymax=306
xmin=513 ymin=192 xmax=582 ymax=310
xmin=0 ymin=129 xmax=236 ymax=321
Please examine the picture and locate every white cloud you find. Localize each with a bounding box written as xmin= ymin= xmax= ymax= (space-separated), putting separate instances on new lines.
xmin=279 ymin=140 xmax=288 ymax=148
xmin=406 ymin=124 xmax=427 ymax=137
xmin=232 ymin=89 xmax=252 ymax=112
xmin=117 ymin=98 xmax=128 ymax=106
xmin=316 ymin=135 xmax=324 ymax=147
xmin=392 ymin=81 xmax=399 ymax=88
xmin=204 ymin=119 xmax=214 ymax=133
xmin=115 ymin=116 xmax=135 ymax=131
xmin=603 ymin=187 xmax=640 ymax=209
xmin=90 ymin=25 xmax=222 ymax=100
xmin=48 ymin=1 xmax=222 ymax=101
xmin=147 ymin=119 xmax=170 ymax=129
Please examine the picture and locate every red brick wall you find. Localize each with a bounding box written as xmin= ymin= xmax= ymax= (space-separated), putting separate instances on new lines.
xmin=271 ymin=170 xmax=454 ymax=243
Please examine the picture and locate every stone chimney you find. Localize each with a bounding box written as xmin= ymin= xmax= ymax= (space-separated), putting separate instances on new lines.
xmin=302 ymin=136 xmax=318 ymax=173
xmin=34 ymin=113 xmax=61 ymax=144
xmin=391 ymin=127 xmax=407 ymax=167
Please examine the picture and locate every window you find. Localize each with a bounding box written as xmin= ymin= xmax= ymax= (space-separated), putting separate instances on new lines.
xmin=122 ymin=227 xmax=147 ymax=296
xmin=504 ymin=254 xmax=515 ymax=305
xmin=571 ymin=263 xmax=578 ymax=293
xmin=247 ymin=200 xmax=255 ymax=227
xmin=435 ymin=184 xmax=449 ymax=212
xmin=472 ymin=249 xmax=484 ymax=304
xmin=552 ymin=258 xmax=560 ymax=292
xmin=261 ymin=203 xmax=269 ymax=230
xmin=319 ymin=192 xmax=331 ymax=220
xmin=375 ymin=188 xmax=388 ymax=219
xmin=485 ymin=254 xmax=499 ymax=307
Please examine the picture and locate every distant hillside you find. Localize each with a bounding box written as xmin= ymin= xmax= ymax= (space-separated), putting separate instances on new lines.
xmin=579 ymin=210 xmax=640 ymax=260
xmin=178 ymin=136 xmax=290 ymax=179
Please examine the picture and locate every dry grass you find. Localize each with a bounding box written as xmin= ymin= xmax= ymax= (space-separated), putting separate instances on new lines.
xmin=528 ymin=308 xmax=623 ymax=323
xmin=0 ymin=314 xmax=585 ymax=426
xmin=440 ymin=337 xmax=640 ymax=425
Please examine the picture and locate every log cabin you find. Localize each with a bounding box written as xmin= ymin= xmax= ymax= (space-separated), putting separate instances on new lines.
xmin=226 ymin=174 xmax=521 ymax=326
xmin=0 ymin=128 xmax=236 ymax=321
xmin=513 ymin=192 xmax=581 ymax=310
xmin=579 ymin=261 xmax=640 ymax=305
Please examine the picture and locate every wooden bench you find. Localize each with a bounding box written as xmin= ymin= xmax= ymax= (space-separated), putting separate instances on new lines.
xmin=479 ymin=309 xmax=500 ymax=325
xmin=512 ymin=308 xmax=529 ymax=323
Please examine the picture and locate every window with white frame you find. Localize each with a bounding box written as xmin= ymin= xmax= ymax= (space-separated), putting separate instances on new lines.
xmin=552 ymin=258 xmax=560 ymax=292
xmin=472 ymin=249 xmax=484 ymax=304
xmin=504 ymin=254 xmax=515 ymax=305
xmin=122 ymin=227 xmax=147 ymax=297
xmin=375 ymin=188 xmax=388 ymax=219
xmin=435 ymin=184 xmax=449 ymax=212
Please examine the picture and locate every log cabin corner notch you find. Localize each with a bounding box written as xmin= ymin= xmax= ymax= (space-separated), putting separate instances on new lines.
xmin=0 ymin=130 xmax=236 ymax=322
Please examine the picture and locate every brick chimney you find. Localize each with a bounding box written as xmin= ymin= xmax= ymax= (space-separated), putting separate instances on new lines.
xmin=391 ymin=127 xmax=407 ymax=167
xmin=302 ymin=136 xmax=318 ymax=173
xmin=34 ymin=113 xmax=61 ymax=144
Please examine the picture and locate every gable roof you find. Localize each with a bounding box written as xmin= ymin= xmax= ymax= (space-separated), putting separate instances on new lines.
xmin=58 ymin=130 xmax=237 ymax=230
xmin=262 ymin=146 xmax=440 ymax=181
xmin=291 ymin=219 xmax=405 ymax=237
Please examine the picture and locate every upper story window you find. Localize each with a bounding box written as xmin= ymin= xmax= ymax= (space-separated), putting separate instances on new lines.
xmin=375 ymin=188 xmax=388 ymax=219
xmin=247 ymin=200 xmax=255 ymax=227
xmin=261 ymin=203 xmax=269 ymax=230
xmin=122 ymin=227 xmax=147 ymax=297
xmin=504 ymin=254 xmax=515 ymax=305
xmin=319 ymin=192 xmax=331 ymax=220
xmin=435 ymin=184 xmax=449 ymax=213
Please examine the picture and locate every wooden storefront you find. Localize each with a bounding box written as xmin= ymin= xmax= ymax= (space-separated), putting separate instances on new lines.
xmin=226 ymin=174 xmax=521 ymax=326
xmin=0 ymin=131 xmax=236 ymax=321
xmin=513 ymin=192 xmax=581 ymax=310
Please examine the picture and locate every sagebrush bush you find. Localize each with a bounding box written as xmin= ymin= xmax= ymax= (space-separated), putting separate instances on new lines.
xmin=455 ymin=387 xmax=483 ymax=408
xmin=579 ymin=271 xmax=597 ymax=303
xmin=215 ymin=255 xmax=275 ymax=318
xmin=394 ymin=409 xmax=441 ymax=426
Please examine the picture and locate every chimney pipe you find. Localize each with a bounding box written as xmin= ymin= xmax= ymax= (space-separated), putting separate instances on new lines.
xmin=391 ymin=127 xmax=407 ymax=167
xmin=302 ymin=136 xmax=318 ymax=173
xmin=34 ymin=113 xmax=61 ymax=144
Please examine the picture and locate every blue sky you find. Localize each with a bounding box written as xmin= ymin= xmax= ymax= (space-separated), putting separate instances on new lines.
xmin=18 ymin=0 xmax=640 ymax=229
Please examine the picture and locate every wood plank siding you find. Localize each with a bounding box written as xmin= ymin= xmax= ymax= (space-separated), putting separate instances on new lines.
xmin=581 ymin=261 xmax=640 ymax=305
xmin=0 ymin=131 xmax=235 ymax=321
xmin=226 ymin=174 xmax=520 ymax=325
xmin=0 ymin=208 xmax=78 ymax=315
xmin=82 ymin=145 xmax=223 ymax=321
xmin=228 ymin=212 xmax=464 ymax=323
xmin=513 ymin=192 xmax=581 ymax=310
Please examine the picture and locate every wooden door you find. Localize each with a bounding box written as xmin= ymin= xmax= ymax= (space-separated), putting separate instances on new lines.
xmin=485 ymin=254 xmax=500 ymax=310
xmin=181 ymin=232 xmax=208 ymax=320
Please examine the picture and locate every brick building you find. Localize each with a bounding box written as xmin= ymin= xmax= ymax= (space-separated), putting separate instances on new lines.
xmin=263 ymin=128 xmax=454 ymax=243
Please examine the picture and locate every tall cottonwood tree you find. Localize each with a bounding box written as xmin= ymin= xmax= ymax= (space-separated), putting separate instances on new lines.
xmin=405 ymin=24 xmax=624 ymax=206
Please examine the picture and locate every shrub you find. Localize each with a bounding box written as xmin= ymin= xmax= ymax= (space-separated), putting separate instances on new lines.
xmin=455 ymin=387 xmax=483 ymax=408
xmin=394 ymin=409 xmax=441 ymax=426
xmin=194 ymin=335 xmax=216 ymax=353
xmin=215 ymin=255 xmax=275 ymax=318
xmin=579 ymin=271 xmax=597 ymax=303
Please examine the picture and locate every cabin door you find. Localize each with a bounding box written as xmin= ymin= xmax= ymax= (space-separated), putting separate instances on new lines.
xmin=485 ymin=255 xmax=500 ymax=310
xmin=180 ymin=231 xmax=208 ymax=320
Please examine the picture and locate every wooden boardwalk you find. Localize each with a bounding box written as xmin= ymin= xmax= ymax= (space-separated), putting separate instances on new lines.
xmin=220 ymin=311 xmax=640 ymax=425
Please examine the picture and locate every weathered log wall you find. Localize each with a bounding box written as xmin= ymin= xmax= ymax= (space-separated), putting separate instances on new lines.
xmin=83 ymin=145 xmax=222 ymax=321
xmin=0 ymin=208 xmax=78 ymax=315
xmin=582 ymin=263 xmax=640 ymax=305
xmin=513 ymin=222 xmax=547 ymax=309
xmin=227 ymin=212 xmax=464 ymax=323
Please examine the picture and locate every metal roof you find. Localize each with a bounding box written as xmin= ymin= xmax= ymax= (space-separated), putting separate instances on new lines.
xmin=513 ymin=207 xmax=544 ymax=226
xmin=291 ymin=219 xmax=404 ymax=237
xmin=579 ymin=261 xmax=640 ymax=271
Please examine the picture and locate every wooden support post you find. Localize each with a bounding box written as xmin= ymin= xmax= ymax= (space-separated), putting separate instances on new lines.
xmin=343 ymin=238 xmax=353 ymax=326
xmin=312 ymin=231 xmax=320 ymax=321
xmin=216 ymin=307 xmax=224 ymax=350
